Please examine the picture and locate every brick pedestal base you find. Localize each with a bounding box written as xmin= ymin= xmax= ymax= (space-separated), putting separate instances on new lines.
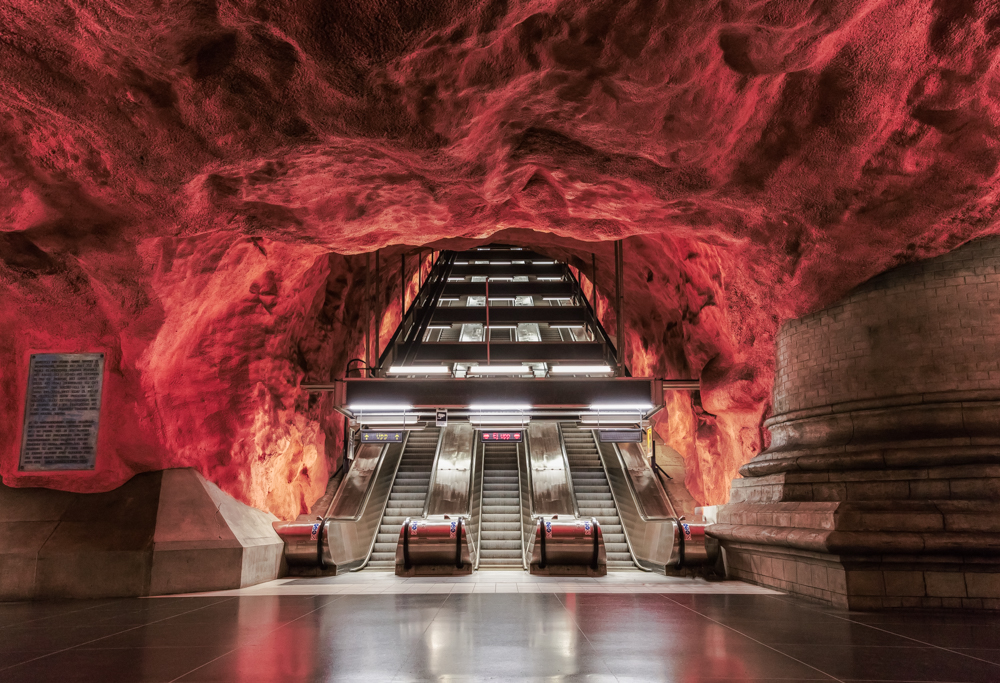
xmin=712 ymin=238 xmax=1000 ymax=609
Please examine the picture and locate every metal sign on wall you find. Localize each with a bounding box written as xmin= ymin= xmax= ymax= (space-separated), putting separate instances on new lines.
xmin=19 ymin=353 xmax=105 ymax=471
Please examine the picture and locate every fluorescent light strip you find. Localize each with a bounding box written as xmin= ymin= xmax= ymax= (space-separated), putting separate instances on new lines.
xmin=387 ymin=366 xmax=451 ymax=375
xmin=454 ymin=261 xmax=469 ymax=265
xmin=489 ymin=261 xmax=512 ymax=265
xmin=532 ymin=261 xmax=556 ymax=265
xmin=439 ymin=298 xmax=459 ymax=302
xmin=469 ymin=404 xmax=532 ymax=411
xmin=448 ymin=277 xmax=465 ymax=282
xmin=549 ymin=365 xmax=614 ymax=374
xmin=349 ymin=404 xmax=414 ymax=412
xmin=536 ymin=277 xmax=563 ymax=281
xmin=362 ymin=416 xmax=420 ymax=425
xmin=469 ymin=416 xmax=528 ymax=425
xmin=579 ymin=417 xmax=641 ymax=425
xmin=467 ymin=366 xmax=532 ymax=375
xmin=549 ymin=324 xmax=584 ymax=329
xmin=486 ymin=325 xmax=516 ymax=329
xmin=543 ymin=297 xmax=572 ymax=301
xmin=590 ymin=403 xmax=653 ymax=411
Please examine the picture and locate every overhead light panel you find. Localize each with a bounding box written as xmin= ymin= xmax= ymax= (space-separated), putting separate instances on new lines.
xmin=386 ymin=366 xmax=451 ymax=375
xmin=590 ymin=403 xmax=653 ymax=411
xmin=579 ymin=415 xmax=641 ymax=425
xmin=467 ymin=366 xmax=532 ymax=375
xmin=349 ymin=404 xmax=414 ymax=412
xmin=468 ymin=403 xmax=532 ymax=411
xmin=362 ymin=415 xmax=421 ymax=425
xmin=469 ymin=415 xmax=529 ymax=426
xmin=549 ymin=365 xmax=614 ymax=374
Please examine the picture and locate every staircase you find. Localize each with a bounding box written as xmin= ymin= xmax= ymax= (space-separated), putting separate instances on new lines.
xmin=478 ymin=442 xmax=523 ymax=568
xmin=561 ymin=424 xmax=635 ymax=569
xmin=366 ymin=428 xmax=440 ymax=569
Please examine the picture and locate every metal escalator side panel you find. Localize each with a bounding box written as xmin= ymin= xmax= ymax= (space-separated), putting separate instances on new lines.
xmin=326 ymin=443 xmax=390 ymax=520
xmin=593 ymin=437 xmax=680 ymax=572
xmin=616 ymin=441 xmax=675 ymax=519
xmin=328 ymin=437 xmax=409 ymax=572
xmin=425 ymin=424 xmax=476 ymax=516
xmin=525 ymin=422 xmax=576 ymax=517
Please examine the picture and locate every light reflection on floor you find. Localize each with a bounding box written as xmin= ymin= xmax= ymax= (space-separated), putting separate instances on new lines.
xmin=169 ymin=570 xmax=780 ymax=597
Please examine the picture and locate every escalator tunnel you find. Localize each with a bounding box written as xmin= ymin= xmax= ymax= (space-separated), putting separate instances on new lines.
xmin=274 ymin=245 xmax=719 ymax=577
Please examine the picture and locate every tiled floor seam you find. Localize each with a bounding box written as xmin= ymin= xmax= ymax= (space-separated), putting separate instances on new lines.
xmin=389 ymin=592 xmax=454 ymax=683
xmin=0 ymin=596 xmax=239 ymax=674
xmin=761 ymin=593 xmax=1000 ymax=672
xmin=168 ymin=594 xmax=348 ymax=682
xmin=551 ymin=593 xmax=622 ymax=683
xmin=657 ymin=594 xmax=845 ymax=683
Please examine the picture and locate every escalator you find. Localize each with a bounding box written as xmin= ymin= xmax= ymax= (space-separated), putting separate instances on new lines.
xmin=367 ymin=427 xmax=441 ymax=569
xmin=477 ymin=442 xmax=523 ymax=568
xmin=561 ymin=424 xmax=635 ymax=570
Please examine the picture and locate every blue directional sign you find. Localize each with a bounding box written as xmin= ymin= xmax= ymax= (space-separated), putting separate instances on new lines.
xmin=360 ymin=430 xmax=404 ymax=443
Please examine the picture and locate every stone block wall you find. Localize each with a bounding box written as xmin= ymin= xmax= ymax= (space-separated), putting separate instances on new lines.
xmin=774 ymin=238 xmax=1000 ymax=415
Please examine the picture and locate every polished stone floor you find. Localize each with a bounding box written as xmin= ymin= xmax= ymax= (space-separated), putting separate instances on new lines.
xmin=2 ymin=576 xmax=999 ymax=682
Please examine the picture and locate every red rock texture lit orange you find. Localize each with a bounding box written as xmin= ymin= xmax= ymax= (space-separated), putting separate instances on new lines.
xmin=2 ymin=1 xmax=999 ymax=517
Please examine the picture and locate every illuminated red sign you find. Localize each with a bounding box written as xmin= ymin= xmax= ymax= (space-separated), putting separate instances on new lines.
xmin=480 ymin=431 xmax=523 ymax=443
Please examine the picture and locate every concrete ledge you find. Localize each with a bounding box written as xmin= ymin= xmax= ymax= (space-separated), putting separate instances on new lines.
xmin=0 ymin=469 xmax=284 ymax=600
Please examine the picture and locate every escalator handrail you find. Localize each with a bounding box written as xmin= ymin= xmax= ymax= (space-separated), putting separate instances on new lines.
xmin=350 ymin=432 xmax=412 ymax=571
xmin=473 ymin=438 xmax=484 ymax=570
xmin=517 ymin=440 xmax=532 ymax=570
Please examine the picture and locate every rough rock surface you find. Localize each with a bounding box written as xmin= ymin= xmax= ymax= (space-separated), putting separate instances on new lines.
xmin=2 ymin=1 xmax=999 ymax=517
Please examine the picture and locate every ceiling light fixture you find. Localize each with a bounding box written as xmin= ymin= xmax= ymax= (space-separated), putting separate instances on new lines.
xmin=386 ymin=366 xmax=451 ymax=375
xmin=349 ymin=404 xmax=414 ymax=412
xmin=467 ymin=366 xmax=532 ymax=375
xmin=549 ymin=365 xmax=614 ymax=374
xmin=589 ymin=403 xmax=653 ymax=411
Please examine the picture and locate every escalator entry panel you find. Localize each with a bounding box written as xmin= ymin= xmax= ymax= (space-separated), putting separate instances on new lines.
xmin=395 ymin=515 xmax=473 ymax=576
xmin=528 ymin=515 xmax=606 ymax=577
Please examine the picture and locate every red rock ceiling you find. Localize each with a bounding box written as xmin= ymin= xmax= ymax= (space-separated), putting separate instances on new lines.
xmin=2 ymin=0 xmax=999 ymax=518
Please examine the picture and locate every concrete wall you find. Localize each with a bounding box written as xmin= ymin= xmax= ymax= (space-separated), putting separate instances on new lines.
xmin=712 ymin=237 xmax=1000 ymax=610
xmin=0 ymin=469 xmax=284 ymax=600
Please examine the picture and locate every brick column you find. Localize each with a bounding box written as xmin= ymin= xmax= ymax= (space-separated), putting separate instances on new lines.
xmin=711 ymin=237 xmax=1000 ymax=609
